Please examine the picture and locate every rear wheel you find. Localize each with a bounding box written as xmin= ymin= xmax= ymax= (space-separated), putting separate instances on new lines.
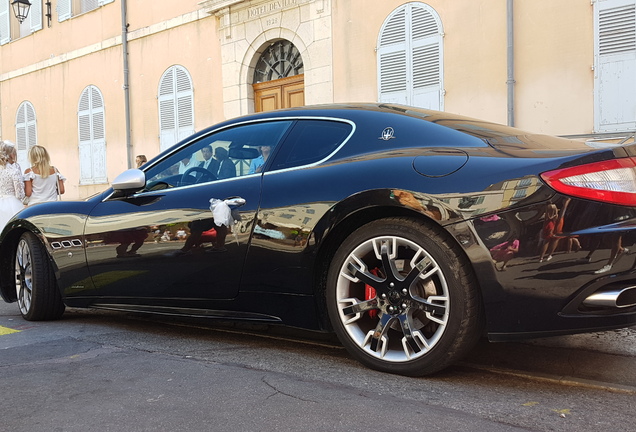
xmin=326 ymin=218 xmax=483 ymax=376
xmin=15 ymin=232 xmax=65 ymax=321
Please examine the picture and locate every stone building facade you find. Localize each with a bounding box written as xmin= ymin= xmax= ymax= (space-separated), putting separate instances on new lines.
xmin=0 ymin=0 xmax=633 ymax=199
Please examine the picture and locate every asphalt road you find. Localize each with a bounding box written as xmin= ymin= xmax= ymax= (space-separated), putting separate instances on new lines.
xmin=1 ymin=299 xmax=635 ymax=432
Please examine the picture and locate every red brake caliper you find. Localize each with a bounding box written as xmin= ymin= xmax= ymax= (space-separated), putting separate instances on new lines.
xmin=365 ymin=268 xmax=380 ymax=318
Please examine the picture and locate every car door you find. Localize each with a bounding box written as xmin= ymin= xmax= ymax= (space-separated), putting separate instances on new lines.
xmin=241 ymin=118 xmax=355 ymax=295
xmin=80 ymin=120 xmax=294 ymax=307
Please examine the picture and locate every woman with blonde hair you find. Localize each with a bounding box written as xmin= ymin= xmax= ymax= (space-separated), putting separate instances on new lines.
xmin=24 ymin=145 xmax=65 ymax=206
xmin=0 ymin=141 xmax=26 ymax=227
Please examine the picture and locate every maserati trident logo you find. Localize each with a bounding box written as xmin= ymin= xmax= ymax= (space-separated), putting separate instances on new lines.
xmin=379 ymin=127 xmax=395 ymax=141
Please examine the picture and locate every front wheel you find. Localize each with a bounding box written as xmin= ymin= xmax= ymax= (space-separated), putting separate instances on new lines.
xmin=326 ymin=218 xmax=483 ymax=376
xmin=15 ymin=232 xmax=65 ymax=321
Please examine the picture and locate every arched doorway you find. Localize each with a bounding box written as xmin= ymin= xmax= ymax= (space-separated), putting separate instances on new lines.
xmin=253 ymin=40 xmax=305 ymax=112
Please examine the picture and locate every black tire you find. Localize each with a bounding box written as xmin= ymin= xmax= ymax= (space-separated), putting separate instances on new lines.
xmin=326 ymin=217 xmax=483 ymax=376
xmin=14 ymin=232 xmax=65 ymax=321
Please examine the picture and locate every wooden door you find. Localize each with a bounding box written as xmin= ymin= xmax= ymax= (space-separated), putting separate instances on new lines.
xmin=254 ymin=74 xmax=305 ymax=112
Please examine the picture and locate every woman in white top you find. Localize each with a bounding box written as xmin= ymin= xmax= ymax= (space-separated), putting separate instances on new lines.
xmin=0 ymin=141 xmax=26 ymax=227
xmin=24 ymin=145 xmax=65 ymax=206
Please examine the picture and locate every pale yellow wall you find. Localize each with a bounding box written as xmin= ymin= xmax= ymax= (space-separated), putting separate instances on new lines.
xmin=332 ymin=0 xmax=594 ymax=134
xmin=514 ymin=0 xmax=594 ymax=135
xmin=126 ymin=0 xmax=203 ymax=29
xmin=0 ymin=2 xmax=121 ymax=73
xmin=126 ymin=16 xmax=224 ymax=163
xmin=332 ymin=1 xmax=508 ymax=122
xmin=441 ymin=1 xmax=508 ymax=123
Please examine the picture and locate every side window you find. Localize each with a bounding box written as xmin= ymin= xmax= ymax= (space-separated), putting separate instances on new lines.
xmin=143 ymin=120 xmax=293 ymax=191
xmin=269 ymin=120 xmax=353 ymax=171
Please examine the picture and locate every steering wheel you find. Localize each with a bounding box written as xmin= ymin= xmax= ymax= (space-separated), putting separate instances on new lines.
xmin=181 ymin=167 xmax=217 ymax=185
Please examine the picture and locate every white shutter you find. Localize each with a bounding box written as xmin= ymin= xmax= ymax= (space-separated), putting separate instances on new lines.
xmin=15 ymin=102 xmax=37 ymax=170
xmin=16 ymin=105 xmax=28 ymax=169
xmin=0 ymin=0 xmax=11 ymax=45
xmin=595 ymin=0 xmax=636 ymax=132
xmin=78 ymin=89 xmax=93 ymax=182
xmin=159 ymin=68 xmax=177 ymax=151
xmin=81 ymin=0 xmax=99 ymax=13
xmin=378 ymin=8 xmax=408 ymax=104
xmin=57 ymin=0 xmax=72 ymax=22
xmin=378 ymin=4 xmax=443 ymax=110
xmin=411 ymin=5 xmax=442 ymax=110
xmin=175 ymin=67 xmax=195 ymax=140
xmin=26 ymin=103 xmax=37 ymax=148
xmin=98 ymin=0 xmax=115 ymax=5
xmin=90 ymin=87 xmax=107 ymax=182
xmin=158 ymin=66 xmax=194 ymax=150
xmin=30 ymin=0 xmax=42 ymax=33
xmin=78 ymin=86 xmax=107 ymax=184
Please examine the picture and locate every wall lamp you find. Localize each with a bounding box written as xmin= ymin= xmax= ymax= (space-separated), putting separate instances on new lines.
xmin=11 ymin=0 xmax=31 ymax=24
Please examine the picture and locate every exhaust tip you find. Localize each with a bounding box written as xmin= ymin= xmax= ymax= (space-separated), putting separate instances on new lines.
xmin=583 ymin=286 xmax=636 ymax=309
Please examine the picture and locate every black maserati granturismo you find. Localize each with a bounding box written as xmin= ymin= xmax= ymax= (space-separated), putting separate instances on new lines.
xmin=2 ymin=103 xmax=636 ymax=376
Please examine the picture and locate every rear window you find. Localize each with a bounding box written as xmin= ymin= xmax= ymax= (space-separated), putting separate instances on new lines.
xmin=270 ymin=120 xmax=353 ymax=170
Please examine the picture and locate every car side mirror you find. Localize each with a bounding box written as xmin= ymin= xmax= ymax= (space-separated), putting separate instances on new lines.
xmin=112 ymin=169 xmax=146 ymax=192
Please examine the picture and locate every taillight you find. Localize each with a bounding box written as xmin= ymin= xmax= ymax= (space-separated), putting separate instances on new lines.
xmin=540 ymin=157 xmax=636 ymax=206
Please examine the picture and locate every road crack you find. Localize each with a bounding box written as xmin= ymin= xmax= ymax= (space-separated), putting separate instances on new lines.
xmin=262 ymin=376 xmax=317 ymax=403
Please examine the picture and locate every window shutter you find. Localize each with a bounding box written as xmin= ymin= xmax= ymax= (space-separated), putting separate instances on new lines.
xmin=78 ymin=86 xmax=107 ymax=184
xmin=175 ymin=66 xmax=195 ymax=140
xmin=159 ymin=68 xmax=177 ymax=151
xmin=90 ymin=87 xmax=107 ymax=182
xmin=81 ymin=0 xmax=99 ymax=13
xmin=378 ymin=4 xmax=443 ymax=110
xmin=158 ymin=66 xmax=195 ymax=150
xmin=98 ymin=0 xmax=115 ymax=5
xmin=26 ymin=103 xmax=37 ymax=147
xmin=411 ymin=5 xmax=442 ymax=109
xmin=57 ymin=0 xmax=72 ymax=22
xmin=15 ymin=102 xmax=37 ymax=170
xmin=78 ymin=89 xmax=93 ymax=182
xmin=378 ymin=8 xmax=408 ymax=104
xmin=378 ymin=51 xmax=408 ymax=104
xmin=30 ymin=0 xmax=42 ymax=32
xmin=16 ymin=106 xmax=28 ymax=169
xmin=595 ymin=0 xmax=636 ymax=132
xmin=0 ymin=0 xmax=10 ymax=45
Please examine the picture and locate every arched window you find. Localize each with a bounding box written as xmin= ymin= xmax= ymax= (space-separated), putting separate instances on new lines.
xmin=158 ymin=65 xmax=194 ymax=151
xmin=377 ymin=2 xmax=444 ymax=110
xmin=78 ymin=85 xmax=107 ymax=184
xmin=253 ymin=40 xmax=304 ymax=83
xmin=15 ymin=101 xmax=37 ymax=170
xmin=252 ymin=40 xmax=305 ymax=112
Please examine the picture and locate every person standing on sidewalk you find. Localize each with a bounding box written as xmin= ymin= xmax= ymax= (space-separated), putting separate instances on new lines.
xmin=23 ymin=145 xmax=65 ymax=206
xmin=0 ymin=141 xmax=26 ymax=227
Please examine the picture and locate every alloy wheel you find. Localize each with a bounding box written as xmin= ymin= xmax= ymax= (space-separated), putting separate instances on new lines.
xmin=335 ymin=235 xmax=449 ymax=362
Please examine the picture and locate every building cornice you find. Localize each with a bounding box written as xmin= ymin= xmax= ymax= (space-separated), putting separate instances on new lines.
xmin=199 ymin=0 xmax=246 ymax=15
